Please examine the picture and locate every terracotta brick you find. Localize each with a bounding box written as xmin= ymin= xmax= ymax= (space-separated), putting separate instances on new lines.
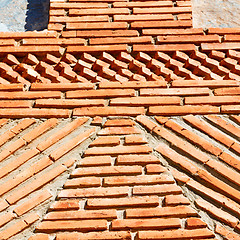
xmin=140 ymin=88 xmax=210 ymax=96
xmin=0 ymin=148 xmax=39 ymax=179
xmin=133 ymin=44 xmax=196 ymax=52
xmin=125 ymin=135 xmax=147 ymax=145
xmin=104 ymin=119 xmax=135 ymax=127
xmin=56 ymin=231 xmax=131 ymax=240
xmin=87 ymin=196 xmax=159 ymax=208
xmin=219 ymin=152 xmax=240 ymax=172
xmin=136 ymin=115 xmax=158 ymax=132
xmin=110 ymin=96 xmax=181 ymax=106
xmin=104 ymin=174 xmax=174 ymax=187
xmin=146 ymin=164 xmax=167 ymax=174
xmin=50 ymin=2 xmax=108 ymax=9
xmin=66 ymin=89 xmax=135 ymax=99
xmin=49 ymin=200 xmax=80 ymax=211
xmin=98 ymin=126 xmax=141 ymax=135
xmin=0 ymin=219 xmax=27 ymax=240
xmin=67 ymin=44 xmax=128 ymax=53
xmin=71 ymin=165 xmax=142 ymax=177
xmin=183 ymin=115 xmax=235 ymax=148
xmin=133 ymin=184 xmax=182 ymax=196
xmin=64 ymin=176 xmax=101 ymax=188
xmin=164 ymin=195 xmax=190 ymax=206
xmin=195 ymin=198 xmax=238 ymax=227
xmin=0 ymin=156 xmax=53 ymax=196
xmin=90 ymin=36 xmax=153 ymax=45
xmin=84 ymin=145 xmax=152 ymax=156
xmin=117 ymin=154 xmax=160 ymax=165
xmin=0 ymin=108 xmax=70 ymax=118
xmin=202 ymin=42 xmax=240 ymax=51
xmin=69 ymin=8 xmax=130 ymax=16
xmin=77 ymin=30 xmax=139 ymax=38
xmin=0 ymin=138 xmax=25 ymax=163
xmin=156 ymin=143 xmax=199 ymax=175
xmin=0 ymin=91 xmax=61 ymax=99
xmin=0 ymin=100 xmax=33 ymax=108
xmin=186 ymin=179 xmax=240 ymax=216
xmin=45 ymin=209 xmax=117 ymax=220
xmin=91 ymin=116 xmax=103 ymax=126
xmin=114 ymin=14 xmax=174 ymax=22
xmin=215 ymin=224 xmax=240 ymax=240
xmin=79 ymin=156 xmax=112 ymax=167
xmin=6 ymin=164 xmax=66 ymax=204
xmin=67 ymin=22 xmax=128 ymax=30
xmin=222 ymin=105 xmax=240 ymax=114
xmin=0 ymin=199 xmax=9 ymax=211
xmin=36 ymin=220 xmax=107 ymax=232
xmin=164 ymin=120 xmax=222 ymax=156
xmin=0 ymin=211 xmax=15 ymax=227
xmin=113 ymin=1 xmax=173 ymax=8
xmin=186 ymin=218 xmax=207 ymax=229
xmin=58 ymin=186 xmax=129 ymax=198
xmin=50 ymin=128 xmax=96 ymax=161
xmin=90 ymin=136 xmax=120 ymax=147
xmin=133 ymin=7 xmax=192 ymax=14
xmin=29 ymin=234 xmax=50 ymax=240
xmin=138 ymin=228 xmax=215 ymax=239
xmin=99 ymin=81 xmax=167 ymax=89
xmin=37 ymin=117 xmax=89 ymax=151
xmin=14 ymin=190 xmax=52 ymax=216
xmin=126 ymin=206 xmax=197 ymax=218
xmin=112 ymin=218 xmax=181 ymax=230
xmin=185 ymin=96 xmax=240 ymax=105
xmin=31 ymin=83 xmax=94 ymax=91
xmin=24 ymin=212 xmax=40 ymax=225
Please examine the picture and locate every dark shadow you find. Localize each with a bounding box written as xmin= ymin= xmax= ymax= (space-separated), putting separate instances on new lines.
xmin=25 ymin=0 xmax=50 ymax=31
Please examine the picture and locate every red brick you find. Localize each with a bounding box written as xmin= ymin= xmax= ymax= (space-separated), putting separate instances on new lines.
xmin=125 ymin=135 xmax=147 ymax=145
xmin=71 ymin=165 xmax=142 ymax=177
xmin=116 ymin=155 xmax=159 ymax=165
xmin=6 ymin=164 xmax=66 ymax=204
xmin=140 ymin=88 xmax=210 ymax=96
xmin=195 ymin=198 xmax=238 ymax=227
xmin=133 ymin=44 xmax=196 ymax=52
xmin=58 ymin=186 xmax=129 ymax=198
xmin=112 ymin=218 xmax=181 ymax=230
xmin=183 ymin=115 xmax=235 ymax=148
xmin=0 ymin=156 xmax=53 ymax=196
xmin=0 ymin=108 xmax=70 ymax=118
xmin=156 ymin=143 xmax=199 ymax=175
xmin=110 ymin=96 xmax=181 ymax=106
xmin=202 ymin=42 xmax=240 ymax=51
xmin=126 ymin=206 xmax=197 ymax=218
xmin=114 ymin=14 xmax=174 ymax=22
xmin=114 ymin=1 xmax=173 ymax=8
xmin=31 ymin=83 xmax=94 ymax=91
xmin=50 ymin=128 xmax=96 ymax=161
xmin=37 ymin=117 xmax=88 ymax=151
xmin=50 ymin=2 xmax=108 ymax=9
xmin=146 ymin=164 xmax=167 ymax=174
xmin=67 ymin=44 xmax=128 ymax=53
xmin=56 ymin=231 xmax=131 ymax=240
xmin=45 ymin=209 xmax=117 ymax=220
xmin=69 ymin=8 xmax=130 ymax=16
xmin=90 ymin=136 xmax=120 ymax=147
xmin=142 ymin=28 xmax=203 ymax=36
xmin=186 ymin=218 xmax=207 ymax=229
xmin=14 ymin=190 xmax=52 ymax=216
xmin=67 ymin=22 xmax=128 ymax=30
xmin=79 ymin=156 xmax=112 ymax=167
xmin=98 ymin=126 xmax=141 ymax=135
xmin=133 ymin=184 xmax=182 ymax=196
xmin=215 ymin=224 xmax=240 ymax=240
xmin=87 ymin=196 xmax=159 ymax=208
xmin=84 ymin=145 xmax=152 ymax=156
xmin=219 ymin=152 xmax=240 ymax=172
xmin=104 ymin=174 xmax=174 ymax=187
xmin=64 ymin=176 xmax=101 ymax=188
xmin=49 ymin=200 xmax=80 ymax=211
xmin=0 ymin=91 xmax=61 ymax=99
xmin=164 ymin=195 xmax=190 ymax=206
xmin=77 ymin=30 xmax=139 ymax=38
xmin=133 ymin=7 xmax=192 ymax=14
xmin=186 ymin=96 xmax=240 ymax=105
xmin=36 ymin=220 xmax=107 ymax=232
xmin=138 ymin=228 xmax=215 ymax=239
xmin=66 ymin=89 xmax=135 ymax=99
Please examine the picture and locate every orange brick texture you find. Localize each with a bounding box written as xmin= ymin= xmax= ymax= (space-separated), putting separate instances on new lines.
xmin=0 ymin=0 xmax=240 ymax=239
